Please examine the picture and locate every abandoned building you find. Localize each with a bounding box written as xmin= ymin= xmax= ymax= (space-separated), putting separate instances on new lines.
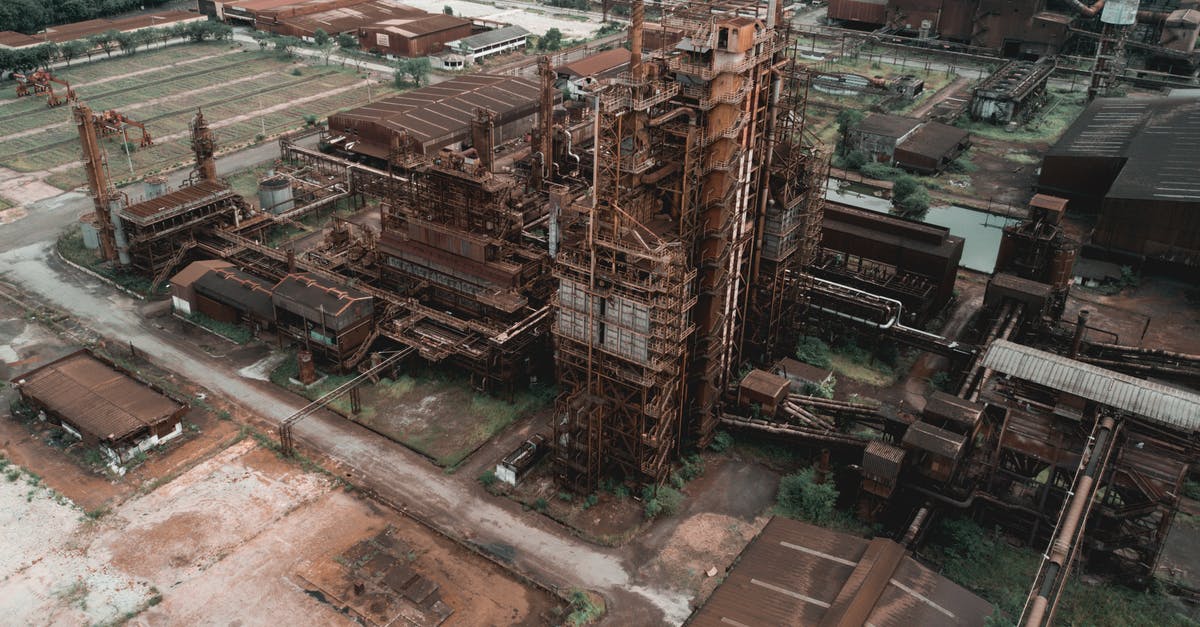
xmin=170 ymin=259 xmax=277 ymax=328
xmin=445 ymin=25 xmax=530 ymax=65
xmin=325 ymin=74 xmax=542 ymax=162
xmin=815 ymin=201 xmax=964 ymax=323
xmin=970 ymin=59 xmax=1056 ymax=125
xmin=692 ymin=517 xmax=995 ymax=626
xmin=1037 ymin=94 xmax=1200 ymax=265
xmin=847 ymin=113 xmax=971 ymax=174
xmin=272 ymin=273 xmax=375 ymax=363
xmin=12 ymin=351 xmax=188 ymax=470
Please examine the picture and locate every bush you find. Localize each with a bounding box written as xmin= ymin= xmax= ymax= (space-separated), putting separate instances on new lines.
xmin=795 ymin=336 xmax=832 ymax=369
xmin=804 ymin=374 xmax=836 ymax=400
xmin=581 ymin=493 xmax=598 ymax=509
xmin=291 ymin=67 xmax=302 ymax=76
xmin=860 ymin=162 xmax=903 ymax=180
xmin=894 ymin=187 xmax=931 ymax=217
xmin=303 ymin=114 xmax=318 ymax=126
xmin=929 ymin=371 xmax=953 ymax=392
xmin=776 ymin=467 xmax=837 ymax=525
xmin=678 ymin=453 xmax=704 ymax=482
xmin=947 ymin=155 xmax=977 ymax=174
xmin=477 ymin=470 xmax=497 ymax=487
xmin=566 ymin=588 xmax=604 ymax=625
xmin=534 ymin=497 xmax=548 ymax=512
xmin=642 ymin=485 xmax=684 ymax=519
xmin=892 ymin=175 xmax=920 ymax=199
xmin=558 ymin=491 xmax=573 ymax=502
xmin=843 ymin=149 xmax=868 ymax=170
xmin=709 ymin=430 xmax=734 ymax=453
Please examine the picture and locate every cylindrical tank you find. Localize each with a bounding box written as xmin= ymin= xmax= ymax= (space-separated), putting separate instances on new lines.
xmin=79 ymin=214 xmax=100 ymax=250
xmin=1050 ymin=245 xmax=1078 ymax=290
xmin=143 ymin=175 xmax=167 ymax=200
xmin=258 ymin=176 xmax=294 ymax=214
xmin=297 ymin=350 xmax=317 ymax=385
xmin=1101 ymin=0 xmax=1140 ymax=25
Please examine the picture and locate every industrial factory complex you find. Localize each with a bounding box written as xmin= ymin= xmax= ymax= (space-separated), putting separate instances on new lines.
xmin=2 ymin=0 xmax=1200 ymax=625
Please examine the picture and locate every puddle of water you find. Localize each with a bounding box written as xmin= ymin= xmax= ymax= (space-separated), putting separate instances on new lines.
xmin=826 ymin=185 xmax=1017 ymax=273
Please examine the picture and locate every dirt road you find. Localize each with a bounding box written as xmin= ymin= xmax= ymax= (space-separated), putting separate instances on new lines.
xmin=0 ymin=241 xmax=690 ymax=624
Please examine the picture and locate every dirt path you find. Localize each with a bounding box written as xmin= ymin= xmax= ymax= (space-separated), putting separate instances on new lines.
xmin=0 ymin=242 xmax=692 ymax=625
xmin=0 ymin=70 xmax=279 ymax=144
xmin=910 ymin=75 xmax=970 ymax=120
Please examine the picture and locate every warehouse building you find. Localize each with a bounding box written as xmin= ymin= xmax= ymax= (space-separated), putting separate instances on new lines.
xmin=12 ymin=350 xmax=187 ymax=472
xmin=444 ymin=25 xmax=529 ymax=64
xmin=170 ymin=260 xmax=276 ymax=328
xmin=1037 ymin=95 xmax=1200 ymax=264
xmin=358 ymin=14 xmax=472 ymax=57
xmin=848 ymin=113 xmax=970 ymax=174
xmin=691 ymin=517 xmax=993 ymax=626
xmin=272 ymin=273 xmax=375 ymax=363
xmin=326 ymin=73 xmax=542 ymax=160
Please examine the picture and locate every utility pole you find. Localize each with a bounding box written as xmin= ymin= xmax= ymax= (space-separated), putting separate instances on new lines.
xmin=120 ymin=122 xmax=134 ymax=175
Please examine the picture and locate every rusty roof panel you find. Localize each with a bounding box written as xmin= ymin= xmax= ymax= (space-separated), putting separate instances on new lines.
xmin=924 ymin=391 xmax=984 ymax=429
xmin=902 ymin=421 xmax=966 ymax=459
xmin=556 ymin=48 xmax=631 ymax=79
xmin=983 ymin=340 xmax=1200 ymax=431
xmin=272 ymin=273 xmax=373 ymax=330
xmin=13 ymin=351 xmax=182 ymax=442
xmin=119 ymin=180 xmax=234 ymax=225
xmin=691 ymin=517 xmax=992 ymax=627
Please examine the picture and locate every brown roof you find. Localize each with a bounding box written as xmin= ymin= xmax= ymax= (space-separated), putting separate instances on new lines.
xmin=119 ymin=180 xmax=234 ymax=226
xmin=328 ymin=74 xmax=540 ymax=154
xmin=196 ymin=267 xmax=276 ymax=320
xmin=14 ymin=351 xmax=183 ymax=442
xmin=556 ymin=48 xmax=630 ymax=79
xmin=277 ymin=0 xmax=429 ymax=34
xmin=1029 ymin=193 xmax=1068 ymax=213
xmin=170 ymin=259 xmax=233 ymax=291
xmin=774 ymin=357 xmax=833 ymax=385
xmin=857 ymin=113 xmax=922 ymax=139
xmin=923 ymin=391 xmax=984 ymax=430
xmin=377 ymin=14 xmax=469 ymax=37
xmin=739 ymin=369 xmax=789 ymax=400
xmin=898 ymin=121 xmax=971 ymax=160
xmin=691 ymin=517 xmax=993 ymax=626
xmin=863 ymin=440 xmax=906 ymax=481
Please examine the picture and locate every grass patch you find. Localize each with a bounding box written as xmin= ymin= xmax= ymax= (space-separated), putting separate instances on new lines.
xmin=955 ymin=90 xmax=1086 ymax=144
xmin=829 ymin=353 xmax=894 ymax=387
xmin=565 ymin=588 xmax=605 ymax=626
xmin=185 ymin=312 xmax=253 ymax=344
xmin=56 ymin=226 xmax=169 ymax=298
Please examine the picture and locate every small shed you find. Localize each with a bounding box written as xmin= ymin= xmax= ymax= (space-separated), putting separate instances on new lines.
xmin=902 ymin=420 xmax=967 ymax=483
xmin=861 ymin=440 xmax=906 ymax=499
xmin=893 ymin=121 xmax=971 ymax=174
xmin=738 ymin=369 xmax=790 ymax=414
xmin=495 ymin=433 xmax=547 ymax=486
xmin=12 ymin=350 xmax=187 ymax=471
xmin=924 ymin=391 xmax=985 ymax=437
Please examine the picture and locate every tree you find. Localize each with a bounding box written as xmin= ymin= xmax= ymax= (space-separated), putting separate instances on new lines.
xmin=538 ymin=28 xmax=564 ymax=51
xmin=892 ymin=174 xmax=920 ymax=199
xmin=312 ymin=28 xmax=330 ymax=47
xmin=0 ymin=0 xmax=48 ymax=35
xmin=116 ymin=31 xmax=138 ymax=55
xmin=894 ymin=186 xmax=931 ymax=217
xmin=336 ymin=31 xmax=357 ymax=50
xmin=843 ymin=149 xmax=868 ymax=170
xmin=443 ymin=5 xmax=454 ymax=14
xmin=32 ymin=42 xmax=58 ymax=68
xmin=394 ymin=56 xmax=431 ymax=86
xmin=835 ymin=109 xmax=864 ymax=154
xmin=272 ymin=35 xmax=301 ymax=58
xmin=59 ymin=40 xmax=89 ymax=66
xmin=91 ymin=31 xmax=117 ymax=58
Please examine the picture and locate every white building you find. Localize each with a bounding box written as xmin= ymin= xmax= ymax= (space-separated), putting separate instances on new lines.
xmin=445 ymin=25 xmax=530 ymax=64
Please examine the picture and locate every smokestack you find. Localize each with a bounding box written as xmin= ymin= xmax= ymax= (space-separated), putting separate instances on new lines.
xmin=630 ymin=0 xmax=644 ymax=82
xmin=1070 ymin=310 xmax=1090 ymax=358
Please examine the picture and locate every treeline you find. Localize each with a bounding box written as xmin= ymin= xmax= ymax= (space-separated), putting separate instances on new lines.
xmin=0 ymin=21 xmax=232 ymax=74
xmin=0 ymin=0 xmax=175 ymax=35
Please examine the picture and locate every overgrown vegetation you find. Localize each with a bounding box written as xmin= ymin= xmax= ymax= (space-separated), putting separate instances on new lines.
xmin=565 ymin=588 xmax=605 ymax=626
xmin=185 ymin=312 xmax=253 ymax=345
xmin=924 ymin=517 xmax=1194 ymax=625
xmin=56 ymin=227 xmax=168 ymax=298
xmin=642 ymin=484 xmax=684 ymax=519
xmin=795 ymin=335 xmax=833 ymax=369
xmin=709 ymin=430 xmax=734 ymax=453
xmin=775 ymin=467 xmax=837 ymax=525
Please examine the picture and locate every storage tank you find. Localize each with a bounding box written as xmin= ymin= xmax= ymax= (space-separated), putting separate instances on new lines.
xmin=79 ymin=214 xmax=100 ymax=250
xmin=143 ymin=175 xmax=167 ymax=200
xmin=1101 ymin=0 xmax=1140 ymax=25
xmin=257 ymin=176 xmax=294 ymax=214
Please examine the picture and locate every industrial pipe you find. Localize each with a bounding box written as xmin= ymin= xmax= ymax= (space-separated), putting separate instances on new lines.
xmin=1023 ymin=415 xmax=1118 ymax=627
xmin=1070 ymin=309 xmax=1090 ymax=358
xmin=1069 ymin=0 xmax=1105 ymax=17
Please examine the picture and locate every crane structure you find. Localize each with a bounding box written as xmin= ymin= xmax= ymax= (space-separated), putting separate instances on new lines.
xmin=13 ymin=70 xmax=77 ymax=107
xmin=92 ymin=109 xmax=154 ymax=147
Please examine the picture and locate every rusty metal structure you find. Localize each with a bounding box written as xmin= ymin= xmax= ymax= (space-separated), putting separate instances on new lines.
xmin=13 ymin=70 xmax=77 ymax=107
xmin=549 ymin=0 xmax=837 ymax=492
xmin=92 ymin=109 xmax=154 ymax=147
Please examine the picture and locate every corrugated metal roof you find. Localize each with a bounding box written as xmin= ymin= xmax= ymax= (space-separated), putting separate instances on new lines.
xmin=13 ymin=351 xmax=182 ymax=442
xmin=556 ymin=48 xmax=630 ymax=79
xmin=857 ymin=113 xmax=921 ymax=139
xmin=983 ymin=340 xmax=1200 ymax=431
xmin=119 ymin=180 xmax=233 ymax=225
xmin=902 ymin=421 xmax=966 ymax=459
xmin=195 ymin=267 xmax=276 ymax=320
xmin=690 ymin=517 xmax=993 ymax=626
xmin=451 ymin=25 xmax=529 ymax=51
xmin=272 ymin=273 xmax=373 ymax=330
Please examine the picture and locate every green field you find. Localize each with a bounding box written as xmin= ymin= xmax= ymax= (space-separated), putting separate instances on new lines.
xmin=0 ymin=43 xmax=396 ymax=190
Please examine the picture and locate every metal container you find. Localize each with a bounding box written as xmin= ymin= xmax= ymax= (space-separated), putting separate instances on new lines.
xmin=143 ymin=175 xmax=167 ymax=200
xmin=258 ymin=176 xmax=294 ymax=214
xmin=79 ymin=214 xmax=100 ymax=250
xmin=1101 ymin=0 xmax=1140 ymax=25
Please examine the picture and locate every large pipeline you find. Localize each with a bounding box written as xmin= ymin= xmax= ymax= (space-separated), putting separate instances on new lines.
xmin=1022 ymin=415 xmax=1119 ymax=627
